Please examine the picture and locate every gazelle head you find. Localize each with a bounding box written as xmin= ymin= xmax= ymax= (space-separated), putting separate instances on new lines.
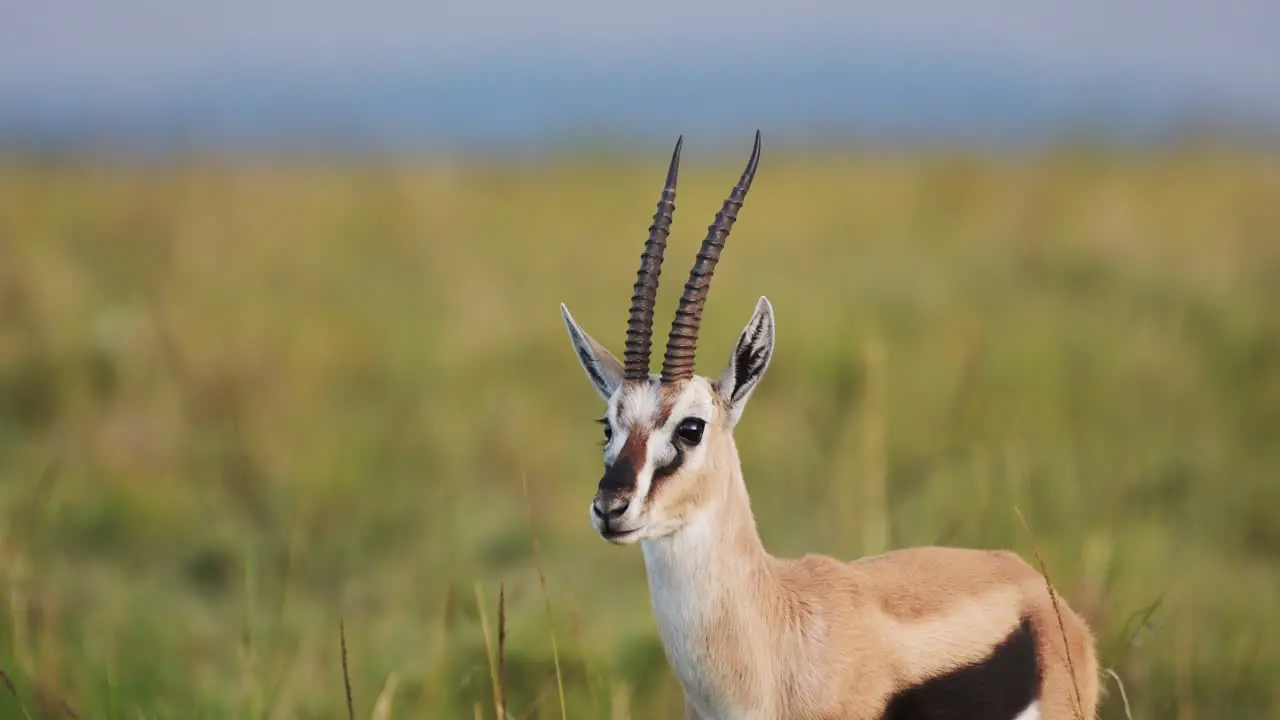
xmin=560 ymin=132 xmax=775 ymax=545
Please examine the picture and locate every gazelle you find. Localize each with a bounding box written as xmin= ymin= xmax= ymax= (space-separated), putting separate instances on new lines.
xmin=559 ymin=132 xmax=1100 ymax=720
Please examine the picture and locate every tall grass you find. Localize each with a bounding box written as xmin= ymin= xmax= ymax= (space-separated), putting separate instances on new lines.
xmin=0 ymin=143 xmax=1278 ymax=718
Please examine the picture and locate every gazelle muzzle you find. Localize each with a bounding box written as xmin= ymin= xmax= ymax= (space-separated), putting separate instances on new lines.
xmin=592 ymin=426 xmax=649 ymax=537
xmin=586 ymin=132 xmax=762 ymax=543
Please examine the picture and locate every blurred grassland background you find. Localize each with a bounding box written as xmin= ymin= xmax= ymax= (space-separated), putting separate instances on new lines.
xmin=1 ymin=143 xmax=1279 ymax=719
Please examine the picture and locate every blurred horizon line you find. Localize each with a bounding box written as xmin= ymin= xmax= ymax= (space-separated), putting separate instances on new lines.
xmin=4 ymin=35 xmax=1279 ymax=158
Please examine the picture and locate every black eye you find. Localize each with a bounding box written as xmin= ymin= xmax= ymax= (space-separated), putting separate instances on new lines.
xmin=598 ymin=417 xmax=613 ymax=445
xmin=675 ymin=417 xmax=705 ymax=445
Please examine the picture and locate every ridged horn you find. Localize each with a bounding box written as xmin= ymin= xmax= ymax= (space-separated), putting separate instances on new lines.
xmin=661 ymin=131 xmax=761 ymax=383
xmin=624 ymin=136 xmax=683 ymax=381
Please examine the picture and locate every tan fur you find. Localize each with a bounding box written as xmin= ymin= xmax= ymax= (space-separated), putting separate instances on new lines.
xmin=563 ymin=284 xmax=1098 ymax=719
xmin=593 ymin=376 xmax=1099 ymax=720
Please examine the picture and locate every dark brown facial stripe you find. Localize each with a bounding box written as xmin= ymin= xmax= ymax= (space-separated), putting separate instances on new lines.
xmin=881 ymin=616 xmax=1041 ymax=720
xmin=598 ymin=428 xmax=650 ymax=495
xmin=655 ymin=395 xmax=677 ymax=430
xmin=597 ymin=454 xmax=636 ymax=494
xmin=650 ymin=445 xmax=685 ymax=488
xmin=616 ymin=429 xmax=648 ymax=470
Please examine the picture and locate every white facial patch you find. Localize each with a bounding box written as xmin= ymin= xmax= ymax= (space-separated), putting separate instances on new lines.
xmin=602 ymin=378 xmax=719 ymax=534
xmin=634 ymin=380 xmax=717 ymax=531
xmin=617 ymin=381 xmax=662 ymax=427
xmin=602 ymin=380 xmax=660 ymax=464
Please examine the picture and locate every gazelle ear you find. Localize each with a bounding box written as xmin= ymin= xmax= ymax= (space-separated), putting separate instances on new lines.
xmin=561 ymin=304 xmax=625 ymax=401
xmin=717 ymin=296 xmax=775 ymax=428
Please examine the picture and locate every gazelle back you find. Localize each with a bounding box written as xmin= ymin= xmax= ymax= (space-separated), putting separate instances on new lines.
xmin=559 ymin=132 xmax=1100 ymax=720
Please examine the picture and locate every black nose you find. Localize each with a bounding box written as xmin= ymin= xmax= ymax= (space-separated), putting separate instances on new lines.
xmin=593 ymin=495 xmax=629 ymax=521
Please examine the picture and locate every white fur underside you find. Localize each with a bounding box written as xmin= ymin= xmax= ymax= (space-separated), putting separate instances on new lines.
xmin=1013 ymin=700 xmax=1041 ymax=720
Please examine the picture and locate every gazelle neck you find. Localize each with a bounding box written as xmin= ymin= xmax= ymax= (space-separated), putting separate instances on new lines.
xmin=640 ymin=434 xmax=783 ymax=717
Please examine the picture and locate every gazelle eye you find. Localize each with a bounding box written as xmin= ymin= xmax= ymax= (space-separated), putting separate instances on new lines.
xmin=675 ymin=417 xmax=705 ymax=445
xmin=598 ymin=417 xmax=613 ymax=444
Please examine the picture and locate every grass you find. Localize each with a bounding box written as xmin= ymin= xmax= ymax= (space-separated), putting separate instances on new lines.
xmin=0 ymin=141 xmax=1278 ymax=718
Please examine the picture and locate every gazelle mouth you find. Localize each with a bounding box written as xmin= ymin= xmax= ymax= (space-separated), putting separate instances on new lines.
xmin=600 ymin=527 xmax=641 ymax=544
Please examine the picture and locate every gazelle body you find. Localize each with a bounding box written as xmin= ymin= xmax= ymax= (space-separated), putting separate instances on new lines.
xmin=560 ymin=133 xmax=1099 ymax=720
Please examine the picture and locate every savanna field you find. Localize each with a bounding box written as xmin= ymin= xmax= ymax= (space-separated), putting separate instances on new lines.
xmin=0 ymin=143 xmax=1278 ymax=718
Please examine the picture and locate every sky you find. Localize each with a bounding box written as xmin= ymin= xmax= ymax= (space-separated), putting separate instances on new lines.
xmin=2 ymin=0 xmax=1275 ymax=97
xmin=1 ymin=0 xmax=1277 ymax=150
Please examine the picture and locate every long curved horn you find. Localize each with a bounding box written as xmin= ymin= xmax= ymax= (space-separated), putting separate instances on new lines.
xmin=624 ymin=136 xmax=683 ymax=381
xmin=661 ymin=130 xmax=761 ymax=383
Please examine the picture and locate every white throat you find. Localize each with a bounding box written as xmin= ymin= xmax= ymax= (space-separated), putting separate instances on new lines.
xmin=641 ymin=513 xmax=732 ymax=717
xmin=641 ymin=511 xmax=724 ymax=623
xmin=639 ymin=486 xmax=776 ymax=719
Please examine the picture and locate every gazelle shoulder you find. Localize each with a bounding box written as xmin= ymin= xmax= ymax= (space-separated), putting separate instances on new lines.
xmin=772 ymin=546 xmax=1039 ymax=601
xmin=841 ymin=546 xmax=1045 ymax=616
xmin=770 ymin=547 xmax=1036 ymax=618
xmin=850 ymin=545 xmax=1039 ymax=577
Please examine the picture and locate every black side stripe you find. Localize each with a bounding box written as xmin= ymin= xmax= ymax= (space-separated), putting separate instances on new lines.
xmin=882 ymin=615 xmax=1042 ymax=720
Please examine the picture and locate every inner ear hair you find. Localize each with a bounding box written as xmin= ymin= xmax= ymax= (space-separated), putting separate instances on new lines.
xmin=561 ymin=303 xmax=624 ymax=398
xmin=722 ymin=297 xmax=774 ymax=406
xmin=730 ymin=324 xmax=767 ymax=402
